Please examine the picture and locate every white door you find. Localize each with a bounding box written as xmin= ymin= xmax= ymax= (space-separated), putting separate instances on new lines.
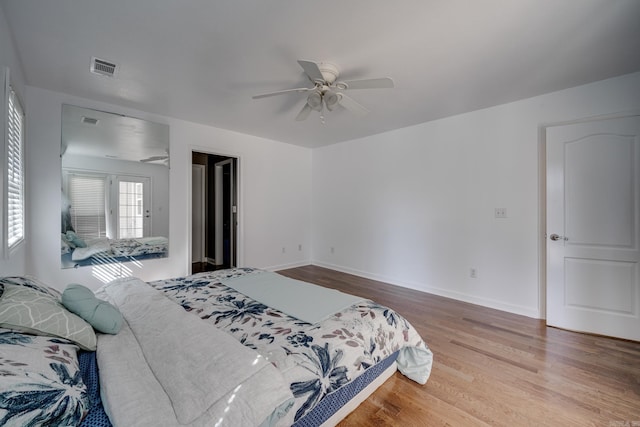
xmin=114 ymin=176 xmax=151 ymax=238
xmin=546 ymin=116 xmax=640 ymax=341
xmin=192 ymin=165 xmax=206 ymax=263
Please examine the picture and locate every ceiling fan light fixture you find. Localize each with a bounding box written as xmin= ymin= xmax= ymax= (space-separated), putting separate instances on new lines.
xmin=307 ymin=91 xmax=323 ymax=109
xmin=324 ymin=91 xmax=340 ymax=108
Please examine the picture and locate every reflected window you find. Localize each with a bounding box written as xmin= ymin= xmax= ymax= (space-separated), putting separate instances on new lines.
xmin=68 ymin=173 xmax=107 ymax=238
xmin=118 ymin=180 xmax=145 ymax=238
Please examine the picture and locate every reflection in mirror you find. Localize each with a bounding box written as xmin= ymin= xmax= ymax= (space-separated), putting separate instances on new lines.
xmin=61 ymin=105 xmax=170 ymax=270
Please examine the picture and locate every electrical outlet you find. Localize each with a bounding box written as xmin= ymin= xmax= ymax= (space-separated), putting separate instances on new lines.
xmin=470 ymin=268 xmax=477 ymax=278
xmin=495 ymin=208 xmax=507 ymax=218
xmin=330 ymin=247 xmax=335 ymax=254
xmin=281 ymin=247 xmax=286 ymax=254
xmin=298 ymin=244 xmax=302 ymax=251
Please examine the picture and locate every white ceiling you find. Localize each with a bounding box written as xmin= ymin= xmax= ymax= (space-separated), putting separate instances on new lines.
xmin=3 ymin=0 xmax=640 ymax=148
xmin=61 ymin=105 xmax=170 ymax=163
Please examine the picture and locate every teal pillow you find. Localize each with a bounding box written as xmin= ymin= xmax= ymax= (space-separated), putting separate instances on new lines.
xmin=62 ymin=284 xmax=123 ymax=334
xmin=65 ymin=231 xmax=87 ymax=248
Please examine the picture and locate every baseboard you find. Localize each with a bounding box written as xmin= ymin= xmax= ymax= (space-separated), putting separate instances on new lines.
xmin=312 ymin=261 xmax=541 ymax=319
xmin=264 ymin=260 xmax=311 ymax=272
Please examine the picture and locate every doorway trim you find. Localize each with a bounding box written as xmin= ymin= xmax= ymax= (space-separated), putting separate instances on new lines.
xmin=189 ymin=147 xmax=243 ymax=274
xmin=538 ymin=108 xmax=640 ymax=321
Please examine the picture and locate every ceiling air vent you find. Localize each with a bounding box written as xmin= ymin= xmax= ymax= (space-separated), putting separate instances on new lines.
xmin=81 ymin=116 xmax=99 ymax=125
xmin=90 ymin=57 xmax=117 ymax=77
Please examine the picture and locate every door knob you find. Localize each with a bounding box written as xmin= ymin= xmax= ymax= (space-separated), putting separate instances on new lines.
xmin=549 ymin=234 xmax=567 ymax=241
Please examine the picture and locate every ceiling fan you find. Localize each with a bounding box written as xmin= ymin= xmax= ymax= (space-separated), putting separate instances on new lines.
xmin=252 ymin=60 xmax=394 ymax=121
xmin=140 ymin=155 xmax=168 ymax=163
xmin=140 ymin=149 xmax=169 ymax=165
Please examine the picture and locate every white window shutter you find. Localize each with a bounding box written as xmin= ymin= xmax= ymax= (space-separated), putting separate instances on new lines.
xmin=6 ymin=87 xmax=24 ymax=248
xmin=68 ymin=174 xmax=107 ymax=239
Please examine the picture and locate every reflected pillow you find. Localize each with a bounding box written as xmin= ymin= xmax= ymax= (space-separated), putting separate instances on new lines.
xmin=65 ymin=231 xmax=87 ymax=248
xmin=62 ymin=284 xmax=123 ymax=334
xmin=0 ymin=285 xmax=97 ymax=351
xmin=61 ymin=236 xmax=71 ymax=255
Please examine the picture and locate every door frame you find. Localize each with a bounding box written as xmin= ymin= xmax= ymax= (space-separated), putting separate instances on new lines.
xmin=191 ymin=164 xmax=206 ymax=263
xmin=189 ymin=147 xmax=242 ymax=274
xmin=538 ymin=109 xmax=640 ymax=320
xmin=213 ymin=158 xmax=235 ymax=267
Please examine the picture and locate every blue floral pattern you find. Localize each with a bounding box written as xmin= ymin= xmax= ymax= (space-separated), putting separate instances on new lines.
xmin=149 ymin=268 xmax=431 ymax=421
xmin=0 ymin=330 xmax=89 ymax=426
xmin=110 ymin=239 xmax=168 ymax=257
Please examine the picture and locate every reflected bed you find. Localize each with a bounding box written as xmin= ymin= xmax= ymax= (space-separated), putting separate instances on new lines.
xmin=60 ymin=236 xmax=168 ymax=268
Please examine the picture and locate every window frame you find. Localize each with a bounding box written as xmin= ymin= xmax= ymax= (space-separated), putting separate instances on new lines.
xmin=3 ymin=67 xmax=26 ymax=255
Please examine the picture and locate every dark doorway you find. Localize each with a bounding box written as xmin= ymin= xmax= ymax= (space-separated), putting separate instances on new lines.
xmin=192 ymin=152 xmax=238 ymax=273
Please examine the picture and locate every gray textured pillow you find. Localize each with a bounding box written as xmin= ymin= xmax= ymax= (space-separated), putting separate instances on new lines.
xmin=0 ymin=285 xmax=97 ymax=350
xmin=0 ymin=276 xmax=61 ymax=299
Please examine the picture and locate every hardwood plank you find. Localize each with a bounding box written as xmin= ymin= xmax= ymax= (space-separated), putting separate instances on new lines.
xmin=278 ymin=265 xmax=640 ymax=426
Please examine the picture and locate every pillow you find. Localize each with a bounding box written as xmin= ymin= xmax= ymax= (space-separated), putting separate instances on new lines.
xmin=61 ymin=236 xmax=71 ymax=255
xmin=0 ymin=276 xmax=61 ymax=299
xmin=62 ymin=284 xmax=123 ymax=334
xmin=0 ymin=330 xmax=89 ymax=426
xmin=0 ymin=285 xmax=97 ymax=351
xmin=66 ymin=231 xmax=87 ymax=248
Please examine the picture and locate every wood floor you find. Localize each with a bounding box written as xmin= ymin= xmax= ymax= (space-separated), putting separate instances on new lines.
xmin=278 ymin=265 xmax=640 ymax=427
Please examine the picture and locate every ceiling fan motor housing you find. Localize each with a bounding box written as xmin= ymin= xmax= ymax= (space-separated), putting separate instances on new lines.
xmin=316 ymin=63 xmax=339 ymax=84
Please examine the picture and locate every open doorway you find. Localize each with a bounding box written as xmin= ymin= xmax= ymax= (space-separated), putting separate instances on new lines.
xmin=192 ymin=151 xmax=238 ymax=273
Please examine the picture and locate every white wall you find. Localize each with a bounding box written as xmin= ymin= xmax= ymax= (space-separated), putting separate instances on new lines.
xmin=311 ymin=72 xmax=640 ymax=318
xmin=25 ymin=86 xmax=312 ymax=291
xmin=0 ymin=4 xmax=27 ymax=275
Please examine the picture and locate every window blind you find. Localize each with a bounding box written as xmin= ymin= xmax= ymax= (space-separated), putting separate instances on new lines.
xmin=69 ymin=174 xmax=107 ymax=238
xmin=7 ymin=87 xmax=24 ymax=248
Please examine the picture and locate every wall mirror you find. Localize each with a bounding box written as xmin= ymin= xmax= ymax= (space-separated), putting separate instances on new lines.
xmin=60 ymin=104 xmax=170 ymax=269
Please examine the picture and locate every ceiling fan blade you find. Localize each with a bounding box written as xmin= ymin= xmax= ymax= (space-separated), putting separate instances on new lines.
xmin=295 ymin=103 xmax=313 ymax=121
xmin=337 ymin=93 xmax=369 ymax=117
xmin=297 ymin=60 xmax=325 ymax=83
xmin=338 ymin=77 xmax=394 ymax=90
xmin=140 ymin=155 xmax=168 ymax=162
xmin=252 ymin=87 xmax=314 ymax=99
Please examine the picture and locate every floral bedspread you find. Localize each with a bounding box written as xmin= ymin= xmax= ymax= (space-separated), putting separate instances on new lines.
xmin=109 ymin=238 xmax=168 ymax=257
xmin=149 ymin=268 xmax=432 ymax=423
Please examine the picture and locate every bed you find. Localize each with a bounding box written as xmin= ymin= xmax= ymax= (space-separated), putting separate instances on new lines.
xmin=0 ymin=268 xmax=432 ymax=426
xmin=61 ymin=236 xmax=169 ymax=268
